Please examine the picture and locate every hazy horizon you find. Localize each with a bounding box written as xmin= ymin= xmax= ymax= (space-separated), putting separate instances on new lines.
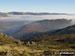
xmin=0 ymin=0 xmax=75 ymax=14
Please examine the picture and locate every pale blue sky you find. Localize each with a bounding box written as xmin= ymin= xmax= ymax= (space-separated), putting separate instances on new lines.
xmin=0 ymin=0 xmax=75 ymax=14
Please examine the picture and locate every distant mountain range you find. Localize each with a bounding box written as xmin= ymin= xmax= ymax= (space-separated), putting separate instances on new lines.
xmin=8 ymin=12 xmax=75 ymax=15
xmin=0 ymin=12 xmax=74 ymax=16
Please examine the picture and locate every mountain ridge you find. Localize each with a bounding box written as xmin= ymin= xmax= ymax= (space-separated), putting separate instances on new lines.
xmin=0 ymin=12 xmax=74 ymax=15
xmin=12 ymin=19 xmax=73 ymax=38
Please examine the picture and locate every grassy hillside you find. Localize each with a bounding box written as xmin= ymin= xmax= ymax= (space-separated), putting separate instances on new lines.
xmin=20 ymin=25 xmax=75 ymax=52
xmin=0 ymin=32 xmax=44 ymax=56
xmin=0 ymin=24 xmax=75 ymax=56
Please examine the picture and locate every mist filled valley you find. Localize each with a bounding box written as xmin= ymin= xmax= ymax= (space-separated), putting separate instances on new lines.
xmin=0 ymin=0 xmax=75 ymax=56
xmin=0 ymin=14 xmax=75 ymax=38
xmin=0 ymin=13 xmax=75 ymax=56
